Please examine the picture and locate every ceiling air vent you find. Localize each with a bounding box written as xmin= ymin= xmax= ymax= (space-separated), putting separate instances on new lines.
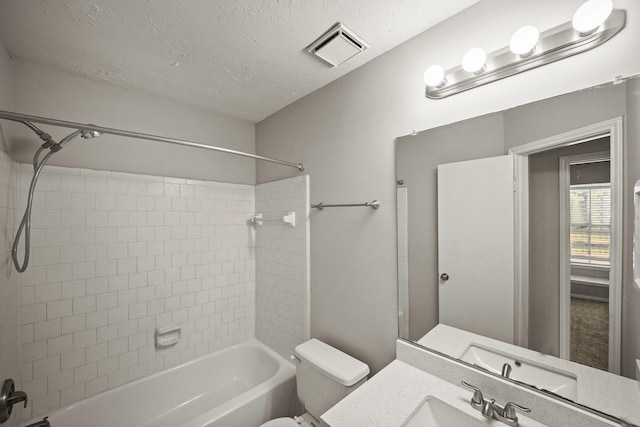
xmin=306 ymin=23 xmax=369 ymax=67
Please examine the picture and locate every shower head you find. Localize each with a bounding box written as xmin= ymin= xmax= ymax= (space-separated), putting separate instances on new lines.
xmin=52 ymin=128 xmax=101 ymax=151
xmin=81 ymin=129 xmax=101 ymax=139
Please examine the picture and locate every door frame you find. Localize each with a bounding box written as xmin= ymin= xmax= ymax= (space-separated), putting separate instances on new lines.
xmin=558 ymin=151 xmax=611 ymax=361
xmin=509 ymin=117 xmax=623 ymax=374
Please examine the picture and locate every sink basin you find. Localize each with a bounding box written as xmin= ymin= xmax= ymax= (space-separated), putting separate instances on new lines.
xmin=460 ymin=345 xmax=577 ymax=400
xmin=402 ymin=396 xmax=486 ymax=427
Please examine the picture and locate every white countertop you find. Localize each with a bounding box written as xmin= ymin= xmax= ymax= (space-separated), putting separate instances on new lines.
xmin=417 ymin=324 xmax=640 ymax=423
xmin=321 ymin=360 xmax=548 ymax=427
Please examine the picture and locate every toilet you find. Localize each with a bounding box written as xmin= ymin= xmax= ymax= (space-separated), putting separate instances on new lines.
xmin=261 ymin=339 xmax=370 ymax=427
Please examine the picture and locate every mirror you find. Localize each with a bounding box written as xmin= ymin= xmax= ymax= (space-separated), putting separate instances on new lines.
xmin=396 ymin=75 xmax=640 ymax=422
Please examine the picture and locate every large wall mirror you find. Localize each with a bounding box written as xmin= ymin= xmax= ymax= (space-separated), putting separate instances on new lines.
xmin=396 ymin=74 xmax=640 ymax=423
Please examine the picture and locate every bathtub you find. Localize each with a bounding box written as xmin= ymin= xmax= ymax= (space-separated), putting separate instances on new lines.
xmin=22 ymin=339 xmax=295 ymax=427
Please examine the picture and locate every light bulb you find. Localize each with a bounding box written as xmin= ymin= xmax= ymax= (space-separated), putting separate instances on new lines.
xmin=509 ymin=25 xmax=540 ymax=57
xmin=462 ymin=48 xmax=486 ymax=74
xmin=572 ymin=0 xmax=613 ymax=35
xmin=424 ymin=64 xmax=446 ymax=87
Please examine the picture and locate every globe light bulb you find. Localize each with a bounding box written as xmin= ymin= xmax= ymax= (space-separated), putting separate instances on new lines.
xmin=509 ymin=25 xmax=540 ymax=57
xmin=424 ymin=64 xmax=446 ymax=87
xmin=572 ymin=0 xmax=613 ymax=35
xmin=462 ymin=48 xmax=487 ymax=74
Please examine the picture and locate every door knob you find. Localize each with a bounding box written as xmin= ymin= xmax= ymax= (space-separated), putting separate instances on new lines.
xmin=440 ymin=273 xmax=449 ymax=281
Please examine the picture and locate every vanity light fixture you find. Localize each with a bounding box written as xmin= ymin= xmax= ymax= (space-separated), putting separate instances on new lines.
xmin=424 ymin=64 xmax=446 ymax=87
xmin=509 ymin=25 xmax=540 ymax=57
xmin=462 ymin=48 xmax=487 ymax=74
xmin=572 ymin=0 xmax=613 ymax=35
xmin=424 ymin=0 xmax=625 ymax=99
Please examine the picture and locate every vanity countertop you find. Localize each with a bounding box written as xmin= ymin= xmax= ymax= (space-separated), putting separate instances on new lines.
xmin=418 ymin=324 xmax=640 ymax=423
xmin=321 ymin=359 xmax=548 ymax=427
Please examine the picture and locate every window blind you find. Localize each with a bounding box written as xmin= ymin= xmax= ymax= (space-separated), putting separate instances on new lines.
xmin=569 ymin=183 xmax=611 ymax=266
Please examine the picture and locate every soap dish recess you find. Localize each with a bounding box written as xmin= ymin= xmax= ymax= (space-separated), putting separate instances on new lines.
xmin=156 ymin=324 xmax=181 ymax=348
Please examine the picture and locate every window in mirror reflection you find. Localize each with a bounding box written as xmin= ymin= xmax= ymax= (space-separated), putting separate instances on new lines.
xmin=570 ymin=183 xmax=611 ymax=266
xmin=567 ymin=159 xmax=611 ymax=372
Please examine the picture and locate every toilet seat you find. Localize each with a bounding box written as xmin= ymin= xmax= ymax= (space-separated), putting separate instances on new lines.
xmin=260 ymin=417 xmax=299 ymax=427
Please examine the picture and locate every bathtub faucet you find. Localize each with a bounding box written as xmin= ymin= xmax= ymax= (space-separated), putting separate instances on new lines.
xmin=0 ymin=379 xmax=28 ymax=423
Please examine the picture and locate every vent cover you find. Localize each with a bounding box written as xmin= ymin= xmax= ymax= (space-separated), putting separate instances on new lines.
xmin=306 ymin=23 xmax=369 ymax=67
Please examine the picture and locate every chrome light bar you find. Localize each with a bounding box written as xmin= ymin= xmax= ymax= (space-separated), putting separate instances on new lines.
xmin=426 ymin=10 xmax=625 ymax=99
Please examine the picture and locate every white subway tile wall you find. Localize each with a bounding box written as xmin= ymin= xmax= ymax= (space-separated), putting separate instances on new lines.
xmin=255 ymin=176 xmax=310 ymax=360
xmin=0 ymin=151 xmax=21 ymax=426
xmin=17 ymin=164 xmax=256 ymax=420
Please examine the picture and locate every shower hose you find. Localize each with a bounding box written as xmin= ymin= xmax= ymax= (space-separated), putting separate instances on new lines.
xmin=12 ymin=126 xmax=84 ymax=272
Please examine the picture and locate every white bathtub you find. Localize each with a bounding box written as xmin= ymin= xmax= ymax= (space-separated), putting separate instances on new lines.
xmin=21 ymin=339 xmax=295 ymax=427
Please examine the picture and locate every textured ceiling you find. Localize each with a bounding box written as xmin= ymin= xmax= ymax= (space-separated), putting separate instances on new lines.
xmin=0 ymin=0 xmax=479 ymax=122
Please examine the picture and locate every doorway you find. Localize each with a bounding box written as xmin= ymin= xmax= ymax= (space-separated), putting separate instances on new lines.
xmin=560 ymin=151 xmax=611 ymax=371
xmin=511 ymin=117 xmax=623 ymax=374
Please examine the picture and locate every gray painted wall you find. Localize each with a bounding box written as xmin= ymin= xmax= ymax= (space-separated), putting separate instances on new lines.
xmin=502 ymin=85 xmax=627 ymax=148
xmin=8 ymin=59 xmax=257 ymax=184
xmin=255 ymin=0 xmax=640 ymax=374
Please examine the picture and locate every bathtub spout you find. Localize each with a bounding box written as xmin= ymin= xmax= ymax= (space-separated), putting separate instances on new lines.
xmin=24 ymin=416 xmax=50 ymax=427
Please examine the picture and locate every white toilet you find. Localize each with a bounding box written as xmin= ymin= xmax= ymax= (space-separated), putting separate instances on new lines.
xmin=261 ymin=338 xmax=370 ymax=427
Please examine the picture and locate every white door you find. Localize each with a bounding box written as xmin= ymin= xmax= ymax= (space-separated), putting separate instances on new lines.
xmin=438 ymin=155 xmax=515 ymax=344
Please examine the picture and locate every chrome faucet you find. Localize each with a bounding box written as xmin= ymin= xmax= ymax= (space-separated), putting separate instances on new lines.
xmin=1 ymin=379 xmax=29 ymax=423
xmin=481 ymin=398 xmax=496 ymax=419
xmin=462 ymin=381 xmax=531 ymax=427
xmin=461 ymin=381 xmax=484 ymax=410
xmin=501 ymin=362 xmax=513 ymax=378
xmin=6 ymin=390 xmax=27 ymax=408
xmin=498 ymin=402 xmax=532 ymax=426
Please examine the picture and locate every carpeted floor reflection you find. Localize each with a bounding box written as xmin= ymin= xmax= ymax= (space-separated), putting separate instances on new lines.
xmin=570 ymin=297 xmax=608 ymax=371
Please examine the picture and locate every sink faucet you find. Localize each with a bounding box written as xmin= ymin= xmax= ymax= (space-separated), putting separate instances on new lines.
xmin=461 ymin=381 xmax=484 ymax=410
xmin=501 ymin=362 xmax=513 ymax=378
xmin=498 ymin=402 xmax=532 ymax=426
xmin=462 ymin=381 xmax=531 ymax=427
xmin=0 ymin=379 xmax=28 ymax=423
xmin=481 ymin=398 xmax=496 ymax=419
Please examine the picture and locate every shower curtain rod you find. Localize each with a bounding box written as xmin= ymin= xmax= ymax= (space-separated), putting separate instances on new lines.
xmin=0 ymin=110 xmax=305 ymax=171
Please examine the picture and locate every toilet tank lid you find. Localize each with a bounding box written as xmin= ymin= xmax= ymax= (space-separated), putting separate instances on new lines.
xmin=294 ymin=339 xmax=370 ymax=386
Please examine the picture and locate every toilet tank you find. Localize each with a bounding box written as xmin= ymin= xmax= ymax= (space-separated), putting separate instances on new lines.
xmin=294 ymin=339 xmax=370 ymax=420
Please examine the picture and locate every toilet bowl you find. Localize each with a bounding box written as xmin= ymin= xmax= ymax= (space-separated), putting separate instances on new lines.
xmin=260 ymin=339 xmax=370 ymax=427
